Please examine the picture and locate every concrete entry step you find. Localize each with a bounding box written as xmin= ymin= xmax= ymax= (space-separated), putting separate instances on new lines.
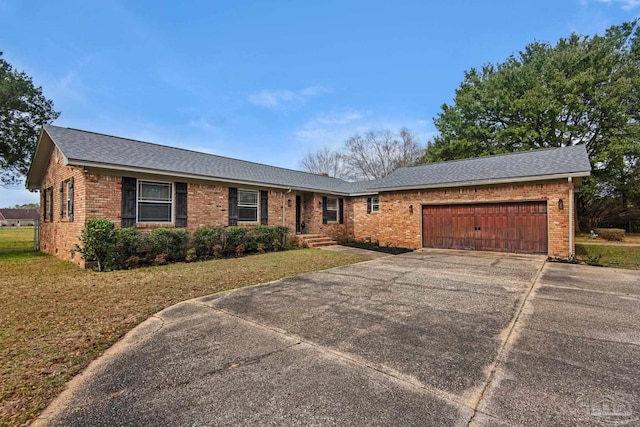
xmin=295 ymin=234 xmax=337 ymax=248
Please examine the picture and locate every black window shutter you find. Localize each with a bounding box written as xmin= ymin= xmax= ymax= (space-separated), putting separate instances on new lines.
xmin=59 ymin=182 xmax=64 ymax=218
xmin=48 ymin=187 xmax=54 ymax=222
xmin=367 ymin=197 xmax=372 ymax=214
xmin=228 ymin=187 xmax=238 ymax=226
xmin=339 ymin=198 xmax=344 ymax=224
xmin=260 ymin=190 xmax=268 ymax=225
xmin=322 ymin=196 xmax=328 ymax=224
xmin=121 ymin=177 xmax=137 ymax=227
xmin=42 ymin=189 xmax=47 ymax=222
xmin=69 ymin=177 xmax=74 ymax=222
xmin=175 ymin=182 xmax=188 ymax=227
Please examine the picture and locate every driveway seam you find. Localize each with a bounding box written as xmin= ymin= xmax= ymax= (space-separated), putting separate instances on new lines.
xmin=466 ymin=259 xmax=547 ymax=426
xmin=190 ymin=300 xmax=473 ymax=412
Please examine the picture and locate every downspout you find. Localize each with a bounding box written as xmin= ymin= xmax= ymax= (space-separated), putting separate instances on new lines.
xmin=568 ymin=177 xmax=574 ymax=260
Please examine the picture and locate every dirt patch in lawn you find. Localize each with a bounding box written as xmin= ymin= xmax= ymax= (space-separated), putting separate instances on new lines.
xmin=0 ymin=228 xmax=368 ymax=426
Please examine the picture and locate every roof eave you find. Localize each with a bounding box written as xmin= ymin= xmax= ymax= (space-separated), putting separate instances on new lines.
xmin=26 ymin=127 xmax=66 ymax=190
xmin=69 ymin=160 xmax=352 ymax=196
xmin=367 ymin=171 xmax=592 ymax=193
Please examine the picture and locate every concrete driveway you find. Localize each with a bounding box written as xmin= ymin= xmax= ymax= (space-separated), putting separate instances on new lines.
xmin=36 ymin=250 xmax=640 ymax=426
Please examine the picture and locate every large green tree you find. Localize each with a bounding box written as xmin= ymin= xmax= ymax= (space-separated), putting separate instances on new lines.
xmin=423 ymin=21 xmax=640 ymax=229
xmin=0 ymin=52 xmax=60 ymax=186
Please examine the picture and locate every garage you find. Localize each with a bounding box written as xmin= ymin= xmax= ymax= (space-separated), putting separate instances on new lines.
xmin=422 ymin=201 xmax=548 ymax=254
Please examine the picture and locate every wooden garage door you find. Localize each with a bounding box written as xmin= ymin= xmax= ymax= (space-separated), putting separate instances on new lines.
xmin=422 ymin=202 xmax=548 ymax=254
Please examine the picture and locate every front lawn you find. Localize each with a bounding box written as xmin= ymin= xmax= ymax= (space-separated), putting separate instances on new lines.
xmin=0 ymin=228 xmax=368 ymax=426
xmin=575 ymin=243 xmax=640 ymax=270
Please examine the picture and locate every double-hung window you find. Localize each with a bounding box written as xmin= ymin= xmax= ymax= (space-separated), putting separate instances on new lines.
xmin=238 ymin=189 xmax=259 ymax=222
xmin=66 ymin=180 xmax=73 ymax=218
xmin=326 ymin=197 xmax=338 ymax=222
xmin=137 ymin=181 xmax=173 ymax=223
xmin=371 ymin=196 xmax=380 ymax=212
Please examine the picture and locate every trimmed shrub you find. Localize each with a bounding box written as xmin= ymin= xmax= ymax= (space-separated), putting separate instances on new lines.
xmin=113 ymin=227 xmax=142 ymax=267
xmin=194 ymin=227 xmax=227 ymax=258
xmin=76 ymin=219 xmax=116 ymax=271
xmin=226 ymin=227 xmax=248 ymax=255
xmin=595 ymin=228 xmax=625 ymax=241
xmin=77 ymin=223 xmax=291 ymax=271
xmin=150 ymin=228 xmax=190 ymax=261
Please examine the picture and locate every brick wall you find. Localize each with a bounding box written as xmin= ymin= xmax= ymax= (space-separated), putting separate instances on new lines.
xmin=304 ymin=193 xmax=347 ymax=238
xmin=39 ymin=167 xmax=304 ymax=265
xmin=39 ymin=147 xmax=86 ymax=266
xmin=350 ymin=180 xmax=575 ymax=259
xmin=38 ymin=157 xmax=577 ymax=265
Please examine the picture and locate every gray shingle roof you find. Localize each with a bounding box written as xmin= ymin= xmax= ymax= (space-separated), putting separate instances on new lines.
xmin=367 ymin=145 xmax=591 ymax=190
xmin=37 ymin=125 xmax=590 ymax=194
xmin=44 ymin=125 xmax=356 ymax=194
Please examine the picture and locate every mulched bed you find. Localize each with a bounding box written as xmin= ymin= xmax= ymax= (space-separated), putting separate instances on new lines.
xmin=339 ymin=241 xmax=414 ymax=255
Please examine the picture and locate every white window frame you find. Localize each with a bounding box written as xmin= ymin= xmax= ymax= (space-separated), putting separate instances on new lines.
xmin=326 ymin=197 xmax=338 ymax=222
xmin=137 ymin=180 xmax=174 ymax=224
xmin=371 ymin=196 xmax=380 ymax=213
xmin=66 ymin=180 xmax=73 ymax=219
xmin=238 ymin=189 xmax=259 ymax=223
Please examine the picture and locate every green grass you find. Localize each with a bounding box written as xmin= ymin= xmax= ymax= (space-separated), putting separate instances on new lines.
xmin=575 ymin=243 xmax=640 ymax=269
xmin=0 ymin=227 xmax=35 ymax=255
xmin=0 ymin=229 xmax=369 ymax=426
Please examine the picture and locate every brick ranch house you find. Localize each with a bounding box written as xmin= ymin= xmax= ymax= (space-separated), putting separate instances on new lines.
xmin=26 ymin=125 xmax=591 ymax=266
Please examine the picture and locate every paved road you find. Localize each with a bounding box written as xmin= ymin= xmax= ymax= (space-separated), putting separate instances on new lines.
xmin=36 ymin=250 xmax=640 ymax=426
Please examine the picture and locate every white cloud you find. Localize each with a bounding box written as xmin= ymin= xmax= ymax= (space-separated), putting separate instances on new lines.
xmin=248 ymin=86 xmax=332 ymax=109
xmin=313 ymin=110 xmax=363 ymax=126
xmin=594 ymin=0 xmax=640 ymax=9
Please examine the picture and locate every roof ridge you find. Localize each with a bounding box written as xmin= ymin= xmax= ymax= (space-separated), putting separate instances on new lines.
xmin=401 ymin=145 xmax=582 ymax=169
xmin=49 ymin=125 xmax=351 ymax=184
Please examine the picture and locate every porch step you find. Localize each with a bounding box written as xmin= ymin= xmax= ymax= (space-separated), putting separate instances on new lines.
xmin=296 ymin=234 xmax=337 ymax=248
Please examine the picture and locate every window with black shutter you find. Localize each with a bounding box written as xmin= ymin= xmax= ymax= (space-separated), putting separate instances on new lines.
xmin=121 ymin=177 xmax=137 ymax=227
xmin=228 ymin=187 xmax=238 ymax=226
xmin=67 ymin=177 xmax=74 ymax=222
xmin=260 ymin=190 xmax=268 ymax=225
xmin=324 ymin=197 xmax=338 ymax=223
xmin=367 ymin=196 xmax=379 ymax=214
xmin=48 ymin=187 xmax=54 ymax=222
xmin=175 ymin=182 xmax=187 ymax=227
xmin=59 ymin=182 xmax=64 ymax=219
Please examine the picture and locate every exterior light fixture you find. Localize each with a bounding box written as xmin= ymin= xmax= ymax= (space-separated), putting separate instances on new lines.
xmin=558 ymin=199 xmax=564 ymax=210
xmin=409 ymin=204 xmax=414 ymax=214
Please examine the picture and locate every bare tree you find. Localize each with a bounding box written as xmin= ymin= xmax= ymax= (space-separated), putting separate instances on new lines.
xmin=342 ymin=128 xmax=423 ymax=180
xmin=298 ymin=147 xmax=346 ymax=178
xmin=299 ymin=128 xmax=424 ymax=181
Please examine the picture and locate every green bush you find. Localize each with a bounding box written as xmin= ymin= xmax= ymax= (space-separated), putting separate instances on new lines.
xmin=113 ymin=227 xmax=142 ymax=266
xmin=226 ymin=227 xmax=248 ymax=255
xmin=594 ymin=228 xmax=625 ymax=241
xmin=77 ymin=219 xmax=116 ymax=271
xmin=150 ymin=228 xmax=190 ymax=261
xmin=78 ymin=223 xmax=291 ymax=270
xmin=194 ymin=227 xmax=227 ymax=258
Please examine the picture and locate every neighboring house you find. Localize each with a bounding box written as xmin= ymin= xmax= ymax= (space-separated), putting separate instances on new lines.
xmin=0 ymin=209 xmax=39 ymax=227
xmin=26 ymin=125 xmax=591 ymax=266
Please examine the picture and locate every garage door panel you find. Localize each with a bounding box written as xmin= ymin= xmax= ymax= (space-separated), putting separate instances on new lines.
xmin=422 ymin=202 xmax=548 ymax=255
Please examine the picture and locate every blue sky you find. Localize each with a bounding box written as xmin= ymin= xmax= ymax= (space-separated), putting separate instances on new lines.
xmin=1 ymin=0 xmax=638 ymax=207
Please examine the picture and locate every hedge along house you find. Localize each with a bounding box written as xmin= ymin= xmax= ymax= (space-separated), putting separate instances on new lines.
xmin=26 ymin=125 xmax=591 ymax=266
